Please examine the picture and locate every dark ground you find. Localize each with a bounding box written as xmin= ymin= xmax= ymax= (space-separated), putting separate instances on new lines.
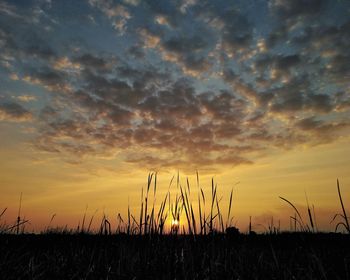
xmin=0 ymin=233 xmax=349 ymax=280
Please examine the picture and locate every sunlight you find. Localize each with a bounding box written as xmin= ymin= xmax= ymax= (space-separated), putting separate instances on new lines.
xmin=171 ymin=219 xmax=179 ymax=233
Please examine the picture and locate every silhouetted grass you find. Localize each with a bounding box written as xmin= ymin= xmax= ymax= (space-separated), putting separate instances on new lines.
xmin=331 ymin=179 xmax=350 ymax=233
xmin=0 ymin=233 xmax=349 ymax=279
xmin=0 ymin=176 xmax=349 ymax=279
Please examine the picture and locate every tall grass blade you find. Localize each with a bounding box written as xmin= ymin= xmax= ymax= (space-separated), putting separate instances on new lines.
xmin=16 ymin=192 xmax=22 ymax=235
xmin=305 ymin=192 xmax=314 ymax=232
xmin=279 ymin=196 xmax=305 ymax=231
xmin=139 ymin=187 xmax=143 ymax=235
xmin=227 ymin=188 xmax=233 ymax=228
xmin=336 ymin=179 xmax=350 ymax=232
xmin=186 ymin=177 xmax=191 ymax=195
xmin=87 ymin=209 xmax=98 ymax=233
xmin=180 ymin=185 xmax=192 ymax=234
xmin=81 ymin=205 xmax=88 ymax=233
xmin=0 ymin=207 xmax=7 ymax=219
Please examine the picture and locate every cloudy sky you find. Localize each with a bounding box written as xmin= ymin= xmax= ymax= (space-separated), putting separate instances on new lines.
xmin=0 ymin=0 xmax=350 ymax=231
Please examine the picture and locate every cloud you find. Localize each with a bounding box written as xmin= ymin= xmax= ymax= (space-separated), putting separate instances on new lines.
xmin=162 ymin=33 xmax=209 ymax=54
xmin=88 ymin=0 xmax=131 ymax=33
xmin=123 ymin=0 xmax=140 ymax=6
xmin=15 ymin=95 xmax=37 ymax=102
xmin=138 ymin=21 xmax=215 ymax=76
xmin=295 ymin=116 xmax=349 ymax=144
xmin=160 ymin=33 xmax=214 ymax=76
xmin=0 ymin=102 xmax=32 ymax=122
xmin=139 ymin=28 xmax=161 ymax=49
xmin=23 ymin=68 xmax=70 ymax=93
xmin=30 ymin=67 xmax=256 ymax=168
xmin=0 ymin=2 xmax=21 ymax=18
xmin=253 ymin=54 xmax=301 ymax=83
xmin=269 ymin=0 xmax=325 ymax=17
xmin=296 ymin=117 xmax=348 ymax=133
xmin=196 ymin=4 xmax=253 ymax=58
xmin=24 ymin=42 xmax=56 ymax=60
xmin=72 ymin=54 xmax=109 ymax=70
xmin=127 ymin=45 xmax=145 ymax=58
xmin=305 ymin=93 xmax=333 ymax=113
xmin=25 ymin=50 xmax=349 ymax=169
xmin=0 ymin=2 xmax=58 ymax=58
xmin=267 ymin=75 xmax=338 ymax=115
xmin=1 ymin=0 xmax=349 ymax=170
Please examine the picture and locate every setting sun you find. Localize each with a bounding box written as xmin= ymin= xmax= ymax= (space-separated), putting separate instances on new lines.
xmin=171 ymin=219 xmax=180 ymax=232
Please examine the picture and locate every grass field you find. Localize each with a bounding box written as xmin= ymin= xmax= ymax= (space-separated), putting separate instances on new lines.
xmin=1 ymin=233 xmax=350 ymax=279
xmin=1 ymin=175 xmax=349 ymax=279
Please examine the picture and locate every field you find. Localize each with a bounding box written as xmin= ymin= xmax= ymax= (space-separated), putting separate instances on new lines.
xmin=1 ymin=233 xmax=350 ymax=279
xmin=1 ymin=175 xmax=350 ymax=279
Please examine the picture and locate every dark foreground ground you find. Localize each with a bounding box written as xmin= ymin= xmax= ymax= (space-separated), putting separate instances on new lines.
xmin=0 ymin=233 xmax=349 ymax=280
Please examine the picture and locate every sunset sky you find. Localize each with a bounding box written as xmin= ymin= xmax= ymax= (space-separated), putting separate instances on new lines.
xmin=0 ymin=0 xmax=350 ymax=232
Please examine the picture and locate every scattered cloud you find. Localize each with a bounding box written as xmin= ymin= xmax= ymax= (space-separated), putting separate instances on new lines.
xmin=88 ymin=0 xmax=131 ymax=34
xmin=0 ymin=0 xmax=349 ymax=170
xmin=269 ymin=0 xmax=325 ymax=18
xmin=15 ymin=95 xmax=37 ymax=102
xmin=0 ymin=101 xmax=32 ymax=122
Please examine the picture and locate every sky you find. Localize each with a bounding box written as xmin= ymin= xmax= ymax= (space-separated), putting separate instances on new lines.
xmin=0 ymin=0 xmax=350 ymax=232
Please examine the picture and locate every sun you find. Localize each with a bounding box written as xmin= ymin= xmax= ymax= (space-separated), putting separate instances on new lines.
xmin=171 ymin=219 xmax=179 ymax=233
